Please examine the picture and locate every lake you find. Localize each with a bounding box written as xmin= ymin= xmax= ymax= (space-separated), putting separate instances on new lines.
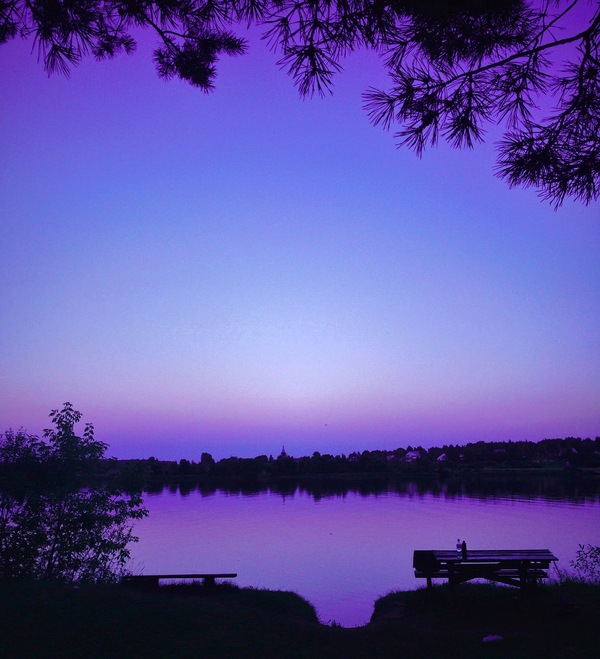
xmin=130 ymin=478 xmax=600 ymax=627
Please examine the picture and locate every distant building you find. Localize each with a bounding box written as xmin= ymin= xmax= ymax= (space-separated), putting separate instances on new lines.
xmin=405 ymin=450 xmax=422 ymax=463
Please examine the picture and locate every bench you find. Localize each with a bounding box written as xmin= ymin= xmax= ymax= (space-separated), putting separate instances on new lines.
xmin=413 ymin=549 xmax=557 ymax=592
xmin=121 ymin=573 xmax=237 ymax=588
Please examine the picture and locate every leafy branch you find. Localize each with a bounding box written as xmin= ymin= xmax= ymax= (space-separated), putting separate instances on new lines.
xmin=2 ymin=0 xmax=599 ymax=205
xmin=364 ymin=1 xmax=600 ymax=206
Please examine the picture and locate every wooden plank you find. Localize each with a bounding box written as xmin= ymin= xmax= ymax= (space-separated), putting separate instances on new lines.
xmin=415 ymin=569 xmax=548 ymax=578
xmin=430 ymin=549 xmax=556 ymax=556
xmin=121 ymin=573 xmax=237 ymax=588
xmin=430 ymin=549 xmax=557 ymax=561
xmin=124 ymin=573 xmax=237 ymax=580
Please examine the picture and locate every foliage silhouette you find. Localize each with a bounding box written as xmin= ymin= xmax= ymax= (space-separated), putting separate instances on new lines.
xmin=1 ymin=0 xmax=598 ymax=205
xmin=570 ymin=543 xmax=600 ymax=583
xmin=0 ymin=403 xmax=147 ymax=583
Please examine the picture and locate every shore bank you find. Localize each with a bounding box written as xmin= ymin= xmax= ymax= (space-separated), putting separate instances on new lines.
xmin=1 ymin=580 xmax=598 ymax=657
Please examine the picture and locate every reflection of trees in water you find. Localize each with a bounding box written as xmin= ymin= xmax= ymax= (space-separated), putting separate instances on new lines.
xmin=144 ymin=473 xmax=600 ymax=503
xmin=443 ymin=473 xmax=600 ymax=503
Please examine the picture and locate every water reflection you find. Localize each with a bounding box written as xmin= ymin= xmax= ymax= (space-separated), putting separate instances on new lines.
xmin=145 ymin=474 xmax=600 ymax=504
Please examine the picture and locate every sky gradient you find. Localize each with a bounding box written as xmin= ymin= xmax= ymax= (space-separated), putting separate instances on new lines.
xmin=1 ymin=21 xmax=599 ymax=460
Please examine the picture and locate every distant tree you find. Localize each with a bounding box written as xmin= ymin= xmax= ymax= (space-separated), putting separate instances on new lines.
xmin=358 ymin=450 xmax=388 ymax=472
xmin=273 ymin=453 xmax=298 ymax=476
xmin=1 ymin=0 xmax=598 ymax=206
xmin=0 ymin=403 xmax=147 ymax=583
xmin=213 ymin=456 xmax=241 ymax=477
xmin=178 ymin=458 xmax=194 ymax=475
xmin=200 ymin=452 xmax=215 ymax=474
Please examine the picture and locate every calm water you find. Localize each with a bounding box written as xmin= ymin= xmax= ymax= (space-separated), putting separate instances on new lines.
xmin=130 ymin=481 xmax=600 ymax=627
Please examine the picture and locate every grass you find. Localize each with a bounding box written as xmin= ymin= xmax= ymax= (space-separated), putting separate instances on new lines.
xmin=1 ymin=580 xmax=599 ymax=658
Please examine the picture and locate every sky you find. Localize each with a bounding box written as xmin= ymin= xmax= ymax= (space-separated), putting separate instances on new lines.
xmin=1 ymin=12 xmax=599 ymax=460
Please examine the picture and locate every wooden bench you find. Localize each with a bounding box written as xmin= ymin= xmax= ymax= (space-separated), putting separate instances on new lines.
xmin=413 ymin=549 xmax=557 ymax=592
xmin=121 ymin=573 xmax=237 ymax=588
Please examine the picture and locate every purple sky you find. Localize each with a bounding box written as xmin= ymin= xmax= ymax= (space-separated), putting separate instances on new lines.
xmin=1 ymin=18 xmax=599 ymax=460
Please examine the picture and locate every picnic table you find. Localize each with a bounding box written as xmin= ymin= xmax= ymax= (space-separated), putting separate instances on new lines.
xmin=413 ymin=549 xmax=558 ymax=592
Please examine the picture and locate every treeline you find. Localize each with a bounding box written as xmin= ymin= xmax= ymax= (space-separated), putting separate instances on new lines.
xmin=113 ymin=437 xmax=600 ymax=485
